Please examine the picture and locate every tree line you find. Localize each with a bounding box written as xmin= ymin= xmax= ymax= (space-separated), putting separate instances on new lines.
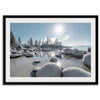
xmin=10 ymin=30 xmax=62 ymax=49
xmin=10 ymin=30 xmax=41 ymax=48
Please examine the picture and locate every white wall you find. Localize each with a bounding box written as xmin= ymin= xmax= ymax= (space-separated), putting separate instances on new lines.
xmin=0 ymin=0 xmax=99 ymax=100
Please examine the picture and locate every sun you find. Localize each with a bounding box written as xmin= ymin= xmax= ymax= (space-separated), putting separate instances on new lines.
xmin=53 ymin=24 xmax=64 ymax=36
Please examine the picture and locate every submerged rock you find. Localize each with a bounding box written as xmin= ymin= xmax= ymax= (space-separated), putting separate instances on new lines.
xmin=62 ymin=67 xmax=91 ymax=77
xmin=50 ymin=57 xmax=57 ymax=62
xmin=36 ymin=64 xmax=61 ymax=77
xmin=34 ymin=60 xmax=40 ymax=63
xmin=82 ymin=53 xmax=91 ymax=69
xmin=10 ymin=54 xmax=22 ymax=58
xmin=63 ymin=48 xmax=73 ymax=55
xmin=24 ymin=53 xmax=33 ymax=57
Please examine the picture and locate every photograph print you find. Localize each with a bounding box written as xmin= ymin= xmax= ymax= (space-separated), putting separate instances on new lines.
xmin=3 ymin=15 xmax=98 ymax=85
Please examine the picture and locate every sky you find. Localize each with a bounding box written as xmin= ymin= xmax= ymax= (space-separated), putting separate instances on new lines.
xmin=10 ymin=23 xmax=91 ymax=46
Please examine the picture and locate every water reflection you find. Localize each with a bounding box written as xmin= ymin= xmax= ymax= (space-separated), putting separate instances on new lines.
xmin=36 ymin=50 xmax=62 ymax=58
xmin=63 ymin=54 xmax=73 ymax=59
xmin=42 ymin=51 xmax=55 ymax=58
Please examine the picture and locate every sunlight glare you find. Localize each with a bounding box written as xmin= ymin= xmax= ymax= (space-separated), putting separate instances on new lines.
xmin=53 ymin=24 xmax=64 ymax=36
xmin=56 ymin=62 xmax=61 ymax=67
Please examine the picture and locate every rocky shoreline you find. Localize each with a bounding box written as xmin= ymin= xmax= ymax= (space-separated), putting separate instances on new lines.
xmin=10 ymin=47 xmax=91 ymax=77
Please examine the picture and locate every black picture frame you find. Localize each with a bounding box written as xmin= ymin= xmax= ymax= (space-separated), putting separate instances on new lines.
xmin=3 ymin=15 xmax=98 ymax=85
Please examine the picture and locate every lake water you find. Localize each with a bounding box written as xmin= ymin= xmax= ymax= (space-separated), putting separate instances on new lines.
xmin=10 ymin=50 xmax=90 ymax=77
xmin=71 ymin=45 xmax=91 ymax=51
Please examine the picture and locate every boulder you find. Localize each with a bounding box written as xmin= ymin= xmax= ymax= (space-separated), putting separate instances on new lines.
xmin=63 ymin=48 xmax=73 ymax=55
xmin=73 ymin=49 xmax=79 ymax=51
xmin=24 ymin=48 xmax=30 ymax=53
xmin=28 ymin=48 xmax=33 ymax=52
xmin=88 ymin=47 xmax=91 ymax=52
xmin=17 ymin=50 xmax=24 ymax=54
xmin=35 ymin=52 xmax=38 ymax=54
xmin=10 ymin=54 xmax=22 ymax=58
xmin=55 ymin=54 xmax=62 ymax=58
xmin=16 ymin=44 xmax=25 ymax=50
xmin=72 ymin=50 xmax=83 ymax=58
xmin=82 ymin=53 xmax=91 ymax=69
xmin=80 ymin=50 xmax=87 ymax=54
xmin=25 ymin=53 xmax=33 ymax=57
xmin=10 ymin=49 xmax=18 ymax=54
xmin=10 ymin=48 xmax=24 ymax=54
xmin=50 ymin=57 xmax=57 ymax=62
xmin=36 ymin=64 xmax=61 ymax=77
xmin=62 ymin=67 xmax=91 ymax=77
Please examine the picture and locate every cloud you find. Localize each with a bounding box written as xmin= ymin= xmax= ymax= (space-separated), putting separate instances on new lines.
xmin=64 ymin=35 xmax=70 ymax=40
xmin=63 ymin=33 xmax=75 ymax=40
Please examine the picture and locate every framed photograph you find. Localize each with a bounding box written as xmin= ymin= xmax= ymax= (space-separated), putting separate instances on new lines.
xmin=3 ymin=15 xmax=98 ymax=85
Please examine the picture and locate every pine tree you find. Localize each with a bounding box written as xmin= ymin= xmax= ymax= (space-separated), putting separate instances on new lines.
xmin=39 ymin=39 xmax=41 ymax=46
xmin=10 ymin=30 xmax=16 ymax=49
xmin=54 ymin=39 xmax=58 ymax=46
xmin=18 ymin=37 xmax=22 ymax=45
xmin=27 ymin=40 xmax=30 ymax=45
xmin=30 ymin=38 xmax=33 ymax=47
xmin=35 ymin=40 xmax=38 ymax=47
